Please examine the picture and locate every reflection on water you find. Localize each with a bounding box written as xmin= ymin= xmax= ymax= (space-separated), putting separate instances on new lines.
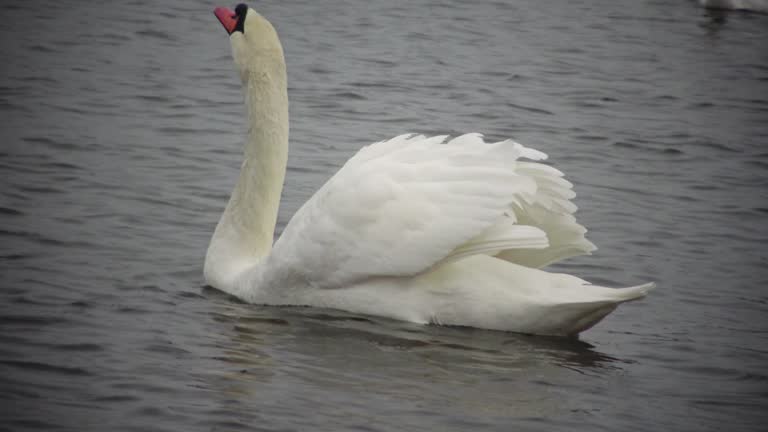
xmin=203 ymin=297 xmax=629 ymax=423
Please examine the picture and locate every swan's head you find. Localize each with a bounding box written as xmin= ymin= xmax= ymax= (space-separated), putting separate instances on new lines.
xmin=214 ymin=4 xmax=284 ymax=83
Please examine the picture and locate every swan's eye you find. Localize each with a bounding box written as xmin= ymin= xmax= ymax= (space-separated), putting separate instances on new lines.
xmin=235 ymin=4 xmax=248 ymax=17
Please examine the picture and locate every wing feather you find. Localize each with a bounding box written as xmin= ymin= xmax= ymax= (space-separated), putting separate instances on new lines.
xmin=269 ymin=134 xmax=593 ymax=289
xmin=494 ymin=162 xmax=596 ymax=268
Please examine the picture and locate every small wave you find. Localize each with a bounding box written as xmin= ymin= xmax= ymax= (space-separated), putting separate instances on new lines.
xmin=26 ymin=44 xmax=55 ymax=53
xmin=333 ymin=91 xmax=367 ymax=100
xmin=21 ymin=136 xmax=80 ymax=151
xmin=358 ymin=58 xmax=398 ymax=67
xmin=744 ymin=159 xmax=768 ymax=170
xmin=135 ymin=29 xmax=176 ymax=41
xmin=145 ymin=343 xmax=191 ymax=355
xmin=304 ymin=312 xmax=374 ymax=323
xmin=110 ymin=381 xmax=177 ymax=395
xmin=612 ymin=141 xmax=685 ymax=155
xmin=54 ymin=343 xmax=104 ymax=352
xmin=505 ymin=102 xmax=554 ymax=116
xmin=0 ymin=253 xmax=29 ymax=261
xmin=17 ymin=185 xmax=66 ymax=195
xmin=134 ymin=94 xmax=171 ymax=103
xmin=0 ymin=314 xmax=67 ymax=326
xmin=99 ymin=32 xmax=132 ymax=42
xmin=3 ymin=419 xmax=62 ymax=431
xmin=237 ymin=316 xmax=291 ymax=326
xmin=346 ymin=81 xmax=403 ymax=89
xmin=0 ymin=206 xmax=22 ymax=216
xmin=0 ymin=360 xmax=91 ymax=376
xmin=90 ymin=394 xmax=141 ymax=403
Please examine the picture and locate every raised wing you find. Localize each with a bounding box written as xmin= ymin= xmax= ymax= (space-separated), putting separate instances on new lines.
xmin=493 ymin=162 xmax=596 ymax=268
xmin=268 ymin=133 xmax=582 ymax=289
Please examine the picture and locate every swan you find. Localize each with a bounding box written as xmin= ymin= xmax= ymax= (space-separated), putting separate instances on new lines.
xmin=206 ymin=4 xmax=655 ymax=337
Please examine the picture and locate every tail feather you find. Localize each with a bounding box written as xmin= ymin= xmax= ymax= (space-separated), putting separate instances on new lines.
xmin=603 ymin=282 xmax=656 ymax=303
xmin=423 ymin=256 xmax=655 ymax=336
xmin=549 ymin=282 xmax=656 ymax=336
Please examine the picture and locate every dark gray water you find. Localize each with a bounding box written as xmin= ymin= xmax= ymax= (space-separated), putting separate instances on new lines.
xmin=1 ymin=0 xmax=767 ymax=430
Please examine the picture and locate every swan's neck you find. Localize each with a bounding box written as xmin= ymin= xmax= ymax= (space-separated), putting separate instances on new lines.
xmin=205 ymin=63 xmax=288 ymax=289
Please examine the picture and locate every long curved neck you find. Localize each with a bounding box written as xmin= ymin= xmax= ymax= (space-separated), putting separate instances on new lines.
xmin=205 ymin=59 xmax=289 ymax=290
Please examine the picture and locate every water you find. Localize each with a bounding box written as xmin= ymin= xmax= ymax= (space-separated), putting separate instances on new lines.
xmin=1 ymin=0 xmax=767 ymax=430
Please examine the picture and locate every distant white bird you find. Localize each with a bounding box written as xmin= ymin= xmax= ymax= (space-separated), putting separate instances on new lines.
xmin=205 ymin=4 xmax=654 ymax=336
xmin=699 ymin=0 xmax=768 ymax=13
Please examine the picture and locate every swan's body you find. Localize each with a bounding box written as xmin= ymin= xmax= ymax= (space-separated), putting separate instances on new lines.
xmin=206 ymin=5 xmax=654 ymax=336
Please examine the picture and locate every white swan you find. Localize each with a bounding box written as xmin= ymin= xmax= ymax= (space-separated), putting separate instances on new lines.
xmin=206 ymin=5 xmax=654 ymax=337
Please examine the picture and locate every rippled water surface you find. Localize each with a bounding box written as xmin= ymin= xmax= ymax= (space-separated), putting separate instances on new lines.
xmin=1 ymin=0 xmax=767 ymax=430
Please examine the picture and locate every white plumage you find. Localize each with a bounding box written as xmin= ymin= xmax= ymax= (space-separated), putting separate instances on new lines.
xmin=270 ymin=134 xmax=555 ymax=289
xmin=206 ymin=6 xmax=654 ymax=336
